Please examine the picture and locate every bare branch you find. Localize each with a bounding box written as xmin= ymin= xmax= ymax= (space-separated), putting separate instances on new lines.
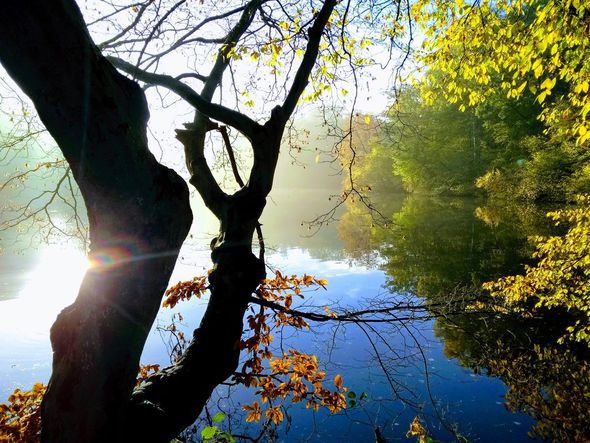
xmin=97 ymin=1 xmax=153 ymax=49
xmin=107 ymin=56 xmax=262 ymax=139
xmin=140 ymin=3 xmax=255 ymax=69
xmin=280 ymin=0 xmax=338 ymax=121
xmin=248 ymin=294 xmax=481 ymax=324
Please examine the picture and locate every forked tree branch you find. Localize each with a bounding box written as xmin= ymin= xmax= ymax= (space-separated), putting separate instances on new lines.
xmin=106 ymin=56 xmax=262 ymax=140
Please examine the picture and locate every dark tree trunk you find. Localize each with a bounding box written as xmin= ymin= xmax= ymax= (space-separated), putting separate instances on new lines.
xmin=43 ymin=170 xmax=192 ymax=443
xmin=0 ymin=1 xmax=193 ymax=442
xmin=127 ymin=244 xmax=265 ymax=442
xmin=126 ymin=193 xmax=267 ymax=442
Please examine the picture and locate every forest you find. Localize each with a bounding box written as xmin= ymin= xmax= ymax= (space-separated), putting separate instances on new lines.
xmin=0 ymin=0 xmax=589 ymax=442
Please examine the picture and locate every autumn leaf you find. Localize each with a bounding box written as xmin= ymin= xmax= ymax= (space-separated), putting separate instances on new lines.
xmin=243 ymin=401 xmax=262 ymax=423
xmin=265 ymin=407 xmax=284 ymax=425
xmin=406 ymin=416 xmax=427 ymax=442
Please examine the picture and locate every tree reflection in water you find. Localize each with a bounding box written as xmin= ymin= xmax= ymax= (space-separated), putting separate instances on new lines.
xmin=338 ymin=194 xmax=590 ymax=441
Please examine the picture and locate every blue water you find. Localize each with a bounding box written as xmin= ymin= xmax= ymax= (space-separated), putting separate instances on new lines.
xmin=0 ymin=193 xmax=545 ymax=442
xmin=143 ymin=246 xmax=534 ymax=442
xmin=0 ymin=244 xmax=534 ymax=442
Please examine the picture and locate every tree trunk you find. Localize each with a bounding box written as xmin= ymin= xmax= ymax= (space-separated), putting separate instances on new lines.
xmin=42 ymin=203 xmax=193 ymax=442
xmin=127 ymin=244 xmax=265 ymax=442
xmin=42 ymin=169 xmax=192 ymax=443
xmin=0 ymin=1 xmax=193 ymax=442
xmin=125 ymin=192 xmax=266 ymax=442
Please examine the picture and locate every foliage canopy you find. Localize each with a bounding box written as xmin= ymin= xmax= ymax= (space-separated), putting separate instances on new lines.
xmin=414 ymin=0 xmax=590 ymax=146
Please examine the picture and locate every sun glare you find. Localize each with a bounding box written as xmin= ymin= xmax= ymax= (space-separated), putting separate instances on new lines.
xmin=0 ymin=245 xmax=87 ymax=346
xmin=18 ymin=246 xmax=87 ymax=328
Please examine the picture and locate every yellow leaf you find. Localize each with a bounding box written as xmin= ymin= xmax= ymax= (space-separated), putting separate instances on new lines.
xmin=315 ymin=154 xmax=320 ymax=163
xmin=534 ymin=63 xmax=544 ymax=79
xmin=334 ymin=374 xmax=343 ymax=389
xmin=537 ymin=91 xmax=547 ymax=104
xmin=540 ymin=77 xmax=556 ymax=91
xmin=406 ymin=416 xmax=427 ymax=438
xmin=364 ymin=115 xmax=371 ymax=125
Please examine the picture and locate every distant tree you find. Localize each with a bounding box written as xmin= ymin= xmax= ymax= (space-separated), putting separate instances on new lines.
xmin=378 ymin=88 xmax=487 ymax=195
xmin=365 ymin=82 xmax=587 ymax=201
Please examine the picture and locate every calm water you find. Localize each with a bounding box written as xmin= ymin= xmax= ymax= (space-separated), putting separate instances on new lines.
xmin=0 ymin=192 xmax=587 ymax=442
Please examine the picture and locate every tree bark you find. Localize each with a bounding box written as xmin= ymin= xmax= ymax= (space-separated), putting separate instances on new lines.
xmin=121 ymin=185 xmax=266 ymax=441
xmin=127 ymin=244 xmax=265 ymax=442
xmin=0 ymin=1 xmax=193 ymax=442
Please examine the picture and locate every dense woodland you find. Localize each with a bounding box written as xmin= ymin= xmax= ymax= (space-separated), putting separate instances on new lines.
xmin=348 ymin=84 xmax=589 ymax=200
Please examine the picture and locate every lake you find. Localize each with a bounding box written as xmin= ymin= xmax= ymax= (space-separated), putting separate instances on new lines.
xmin=1 ymin=191 xmax=588 ymax=442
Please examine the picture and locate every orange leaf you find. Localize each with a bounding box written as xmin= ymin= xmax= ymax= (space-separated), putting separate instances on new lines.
xmin=334 ymin=374 xmax=343 ymax=389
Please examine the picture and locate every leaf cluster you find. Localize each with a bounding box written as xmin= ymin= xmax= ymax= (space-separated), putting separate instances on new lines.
xmin=0 ymin=383 xmax=45 ymax=443
xmin=162 ymin=270 xmax=346 ymax=428
xmin=484 ymin=195 xmax=590 ymax=344
xmin=414 ymin=0 xmax=590 ymax=146
xmin=237 ymin=271 xmax=346 ymax=425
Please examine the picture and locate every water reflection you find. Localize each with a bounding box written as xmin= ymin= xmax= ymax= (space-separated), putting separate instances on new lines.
xmin=0 ymin=193 xmax=587 ymax=441
xmin=340 ymin=195 xmax=555 ymax=296
xmin=339 ymin=194 xmax=589 ymax=441
xmin=436 ymin=314 xmax=590 ymax=441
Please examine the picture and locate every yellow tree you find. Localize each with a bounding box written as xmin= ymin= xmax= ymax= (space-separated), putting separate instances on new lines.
xmin=413 ymin=0 xmax=590 ymax=144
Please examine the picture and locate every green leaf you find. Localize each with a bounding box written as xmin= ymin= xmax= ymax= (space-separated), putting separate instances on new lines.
xmin=347 ymin=391 xmax=357 ymax=399
xmin=219 ymin=431 xmax=236 ymax=443
xmin=201 ymin=426 xmax=218 ymax=440
xmin=213 ymin=412 xmax=226 ymax=424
